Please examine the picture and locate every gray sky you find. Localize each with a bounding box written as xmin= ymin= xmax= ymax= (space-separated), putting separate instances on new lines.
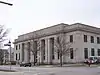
xmin=0 ymin=0 xmax=100 ymax=46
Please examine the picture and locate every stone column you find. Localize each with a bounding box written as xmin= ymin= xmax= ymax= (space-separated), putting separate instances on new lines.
xmin=45 ymin=38 xmax=48 ymax=63
xmin=20 ymin=43 xmax=22 ymax=62
xmin=36 ymin=40 xmax=41 ymax=64
xmin=30 ymin=41 xmax=34 ymax=63
xmin=48 ymin=38 xmax=52 ymax=64
xmin=54 ymin=37 xmax=58 ymax=63
xmin=24 ymin=42 xmax=29 ymax=63
xmin=40 ymin=40 xmax=43 ymax=63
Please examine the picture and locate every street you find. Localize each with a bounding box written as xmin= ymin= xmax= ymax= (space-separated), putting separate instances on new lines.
xmin=0 ymin=65 xmax=100 ymax=75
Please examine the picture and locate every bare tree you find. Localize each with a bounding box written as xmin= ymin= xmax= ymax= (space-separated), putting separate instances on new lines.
xmin=29 ymin=33 xmax=47 ymax=65
xmin=0 ymin=25 xmax=9 ymax=43
xmin=54 ymin=33 xmax=75 ymax=67
xmin=0 ymin=49 xmax=4 ymax=64
xmin=0 ymin=25 xmax=9 ymax=64
xmin=29 ymin=33 xmax=41 ymax=66
xmin=31 ymin=39 xmax=40 ymax=65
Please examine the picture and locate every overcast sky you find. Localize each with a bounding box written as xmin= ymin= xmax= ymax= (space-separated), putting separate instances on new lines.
xmin=0 ymin=0 xmax=100 ymax=47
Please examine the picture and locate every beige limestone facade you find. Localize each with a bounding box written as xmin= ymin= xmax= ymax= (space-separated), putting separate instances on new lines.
xmin=13 ymin=23 xmax=100 ymax=64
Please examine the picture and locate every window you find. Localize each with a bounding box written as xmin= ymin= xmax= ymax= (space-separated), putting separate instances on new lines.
xmin=70 ymin=35 xmax=73 ymax=42
xmin=19 ymin=44 xmax=20 ymax=49
xmin=84 ymin=48 xmax=88 ymax=59
xmin=98 ymin=49 xmax=100 ymax=56
xmin=16 ymin=53 xmax=17 ymax=60
xmin=19 ymin=53 xmax=20 ymax=60
xmin=91 ymin=36 xmax=94 ymax=43
xmin=91 ymin=48 xmax=95 ymax=56
xmin=84 ymin=35 xmax=87 ymax=42
xmin=16 ymin=45 xmax=18 ymax=50
xmin=97 ymin=37 xmax=100 ymax=44
xmin=70 ymin=48 xmax=74 ymax=59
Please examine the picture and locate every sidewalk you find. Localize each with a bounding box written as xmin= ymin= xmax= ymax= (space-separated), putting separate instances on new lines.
xmin=30 ymin=63 xmax=85 ymax=68
xmin=32 ymin=63 xmax=99 ymax=68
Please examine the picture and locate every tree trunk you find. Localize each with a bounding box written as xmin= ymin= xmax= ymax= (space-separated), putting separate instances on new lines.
xmin=34 ymin=54 xmax=36 ymax=66
xmin=60 ymin=55 xmax=62 ymax=67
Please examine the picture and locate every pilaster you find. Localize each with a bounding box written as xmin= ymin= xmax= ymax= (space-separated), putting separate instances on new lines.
xmin=45 ymin=38 xmax=48 ymax=63
xmin=24 ymin=42 xmax=29 ymax=63
xmin=48 ymin=38 xmax=52 ymax=64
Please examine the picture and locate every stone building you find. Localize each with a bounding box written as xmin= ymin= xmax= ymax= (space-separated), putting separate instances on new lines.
xmin=13 ymin=23 xmax=100 ymax=64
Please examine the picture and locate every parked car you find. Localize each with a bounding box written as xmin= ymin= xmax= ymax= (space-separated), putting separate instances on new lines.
xmin=20 ymin=62 xmax=31 ymax=67
xmin=84 ymin=56 xmax=100 ymax=64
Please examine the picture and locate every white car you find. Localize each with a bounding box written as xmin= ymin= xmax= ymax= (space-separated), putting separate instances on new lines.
xmin=88 ymin=56 xmax=100 ymax=64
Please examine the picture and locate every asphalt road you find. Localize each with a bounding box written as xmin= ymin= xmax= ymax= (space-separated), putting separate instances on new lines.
xmin=0 ymin=65 xmax=100 ymax=75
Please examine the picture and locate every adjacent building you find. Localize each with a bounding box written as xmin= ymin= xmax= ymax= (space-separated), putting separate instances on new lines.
xmin=0 ymin=49 xmax=9 ymax=64
xmin=0 ymin=47 xmax=14 ymax=64
xmin=13 ymin=23 xmax=100 ymax=64
xmin=7 ymin=47 xmax=14 ymax=62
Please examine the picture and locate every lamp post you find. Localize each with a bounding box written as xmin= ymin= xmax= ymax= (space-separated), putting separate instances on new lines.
xmin=4 ymin=40 xmax=11 ymax=70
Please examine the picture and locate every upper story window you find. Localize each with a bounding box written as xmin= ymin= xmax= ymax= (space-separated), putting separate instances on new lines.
xmin=19 ymin=44 xmax=20 ymax=49
xmin=16 ymin=45 xmax=18 ymax=50
xmin=91 ymin=36 xmax=94 ymax=43
xmin=70 ymin=35 xmax=73 ymax=42
xmin=97 ymin=37 xmax=100 ymax=44
xmin=84 ymin=35 xmax=87 ymax=42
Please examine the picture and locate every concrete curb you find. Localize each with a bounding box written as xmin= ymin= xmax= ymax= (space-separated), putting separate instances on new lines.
xmin=0 ymin=71 xmax=23 ymax=75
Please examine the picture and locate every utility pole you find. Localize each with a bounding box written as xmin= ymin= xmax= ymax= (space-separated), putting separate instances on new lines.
xmin=4 ymin=40 xmax=11 ymax=70
xmin=0 ymin=1 xmax=13 ymax=6
xmin=9 ymin=41 xmax=11 ymax=70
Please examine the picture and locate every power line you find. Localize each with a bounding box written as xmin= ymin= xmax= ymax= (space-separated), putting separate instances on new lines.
xmin=0 ymin=1 xmax=13 ymax=6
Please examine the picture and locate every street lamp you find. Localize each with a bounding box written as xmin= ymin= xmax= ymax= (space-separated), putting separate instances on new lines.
xmin=4 ymin=40 xmax=11 ymax=70
xmin=0 ymin=1 xmax=13 ymax=6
